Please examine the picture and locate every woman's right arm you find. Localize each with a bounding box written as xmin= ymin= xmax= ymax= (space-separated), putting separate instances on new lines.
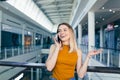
xmin=45 ymin=44 xmax=60 ymax=71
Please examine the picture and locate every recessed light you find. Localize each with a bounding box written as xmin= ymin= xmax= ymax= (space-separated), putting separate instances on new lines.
xmin=102 ymin=7 xmax=104 ymax=9
xmin=96 ymin=21 xmax=98 ymax=23
xmin=109 ymin=9 xmax=112 ymax=12
xmin=114 ymin=25 xmax=118 ymax=27
xmin=113 ymin=11 xmax=115 ymax=13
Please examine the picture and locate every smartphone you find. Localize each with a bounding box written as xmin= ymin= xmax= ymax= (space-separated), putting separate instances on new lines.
xmin=55 ymin=34 xmax=61 ymax=43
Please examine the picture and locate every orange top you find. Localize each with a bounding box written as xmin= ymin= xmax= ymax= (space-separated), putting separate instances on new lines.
xmin=52 ymin=45 xmax=78 ymax=80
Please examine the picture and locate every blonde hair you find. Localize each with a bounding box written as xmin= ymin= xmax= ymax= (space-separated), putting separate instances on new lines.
xmin=57 ymin=23 xmax=78 ymax=53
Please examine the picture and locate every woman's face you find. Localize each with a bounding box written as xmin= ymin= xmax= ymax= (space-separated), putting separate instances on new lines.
xmin=57 ymin=25 xmax=70 ymax=42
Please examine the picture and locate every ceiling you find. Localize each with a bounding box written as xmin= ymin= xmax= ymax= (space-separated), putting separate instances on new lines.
xmin=33 ymin=0 xmax=120 ymax=28
xmin=95 ymin=0 xmax=120 ymax=27
xmin=1 ymin=0 xmax=120 ymax=33
xmin=33 ymin=0 xmax=76 ymax=25
xmin=80 ymin=0 xmax=120 ymax=35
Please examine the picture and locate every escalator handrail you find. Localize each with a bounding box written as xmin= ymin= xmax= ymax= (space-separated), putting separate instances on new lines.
xmin=0 ymin=61 xmax=120 ymax=74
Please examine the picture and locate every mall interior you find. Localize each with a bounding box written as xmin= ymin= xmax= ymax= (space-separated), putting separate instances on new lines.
xmin=0 ymin=0 xmax=120 ymax=80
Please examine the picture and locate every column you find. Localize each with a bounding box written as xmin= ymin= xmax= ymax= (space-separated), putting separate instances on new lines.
xmin=78 ymin=24 xmax=82 ymax=47
xmin=0 ymin=10 xmax=2 ymax=58
xmin=78 ymin=24 xmax=83 ymax=80
xmin=41 ymin=36 xmax=43 ymax=48
xmin=31 ymin=32 xmax=34 ymax=46
xmin=88 ymin=11 xmax=95 ymax=51
xmin=36 ymin=68 xmax=40 ymax=80
xmin=88 ymin=11 xmax=95 ymax=80
xmin=100 ymin=27 xmax=103 ymax=47
xmin=31 ymin=68 xmax=33 ymax=80
xmin=100 ymin=27 xmax=103 ymax=62
xmin=22 ymin=23 xmax=25 ymax=53
xmin=33 ymin=32 xmax=36 ymax=46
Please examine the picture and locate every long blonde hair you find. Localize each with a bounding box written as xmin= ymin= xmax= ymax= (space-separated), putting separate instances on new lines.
xmin=57 ymin=23 xmax=78 ymax=53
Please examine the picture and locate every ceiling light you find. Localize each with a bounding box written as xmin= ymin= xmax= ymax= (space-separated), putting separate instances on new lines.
xmin=96 ymin=21 xmax=98 ymax=24
xmin=28 ymin=31 xmax=31 ymax=35
xmin=114 ymin=25 xmax=118 ymax=28
xmin=113 ymin=11 xmax=115 ymax=13
xmin=102 ymin=18 xmax=104 ymax=20
xmin=109 ymin=9 xmax=112 ymax=12
xmin=102 ymin=7 xmax=104 ymax=9
xmin=35 ymin=37 xmax=38 ymax=40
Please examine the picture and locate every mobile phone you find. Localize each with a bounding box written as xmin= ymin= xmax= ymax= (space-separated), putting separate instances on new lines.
xmin=55 ymin=34 xmax=60 ymax=43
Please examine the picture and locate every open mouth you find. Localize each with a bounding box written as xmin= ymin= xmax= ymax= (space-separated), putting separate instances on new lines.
xmin=60 ymin=35 xmax=66 ymax=39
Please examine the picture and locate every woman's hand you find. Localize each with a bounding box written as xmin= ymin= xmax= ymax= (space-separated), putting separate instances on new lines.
xmin=53 ymin=37 xmax=61 ymax=49
xmin=87 ymin=49 xmax=103 ymax=58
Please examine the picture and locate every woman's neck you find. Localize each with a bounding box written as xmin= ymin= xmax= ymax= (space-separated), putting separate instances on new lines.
xmin=62 ymin=41 xmax=69 ymax=45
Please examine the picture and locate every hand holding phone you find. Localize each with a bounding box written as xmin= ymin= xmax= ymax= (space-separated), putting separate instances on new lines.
xmin=54 ymin=34 xmax=61 ymax=48
xmin=55 ymin=34 xmax=60 ymax=43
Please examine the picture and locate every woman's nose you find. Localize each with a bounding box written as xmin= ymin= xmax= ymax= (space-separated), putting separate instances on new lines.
xmin=60 ymin=30 xmax=65 ymax=33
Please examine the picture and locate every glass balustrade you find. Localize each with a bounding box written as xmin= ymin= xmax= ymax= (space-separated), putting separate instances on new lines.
xmin=79 ymin=44 xmax=120 ymax=68
xmin=0 ymin=61 xmax=120 ymax=80
xmin=0 ymin=44 xmax=120 ymax=80
xmin=0 ymin=45 xmax=41 ymax=60
xmin=83 ymin=72 xmax=120 ymax=80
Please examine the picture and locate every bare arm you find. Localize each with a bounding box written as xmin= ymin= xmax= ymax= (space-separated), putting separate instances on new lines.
xmin=77 ymin=49 xmax=90 ymax=78
xmin=77 ymin=49 xmax=102 ymax=78
xmin=45 ymin=44 xmax=60 ymax=71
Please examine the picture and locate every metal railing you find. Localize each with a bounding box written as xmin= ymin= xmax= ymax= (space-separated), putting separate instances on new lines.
xmin=94 ymin=47 xmax=120 ymax=67
xmin=0 ymin=61 xmax=120 ymax=74
xmin=79 ymin=44 xmax=120 ymax=67
xmin=0 ymin=44 xmax=120 ymax=80
xmin=0 ymin=61 xmax=120 ymax=80
xmin=0 ymin=45 xmax=41 ymax=60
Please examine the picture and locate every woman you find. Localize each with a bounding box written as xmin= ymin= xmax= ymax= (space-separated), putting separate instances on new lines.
xmin=46 ymin=23 xmax=102 ymax=80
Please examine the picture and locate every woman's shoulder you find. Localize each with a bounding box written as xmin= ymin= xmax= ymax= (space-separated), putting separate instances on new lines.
xmin=50 ymin=44 xmax=56 ymax=50
xmin=49 ymin=44 xmax=57 ymax=53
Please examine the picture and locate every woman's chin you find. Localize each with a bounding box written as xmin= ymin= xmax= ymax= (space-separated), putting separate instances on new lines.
xmin=61 ymin=39 xmax=69 ymax=42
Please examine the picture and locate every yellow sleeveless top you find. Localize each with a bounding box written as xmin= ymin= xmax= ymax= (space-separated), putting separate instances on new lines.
xmin=52 ymin=45 xmax=78 ymax=80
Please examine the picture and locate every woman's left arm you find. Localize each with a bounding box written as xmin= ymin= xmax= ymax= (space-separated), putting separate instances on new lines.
xmin=77 ymin=49 xmax=102 ymax=78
